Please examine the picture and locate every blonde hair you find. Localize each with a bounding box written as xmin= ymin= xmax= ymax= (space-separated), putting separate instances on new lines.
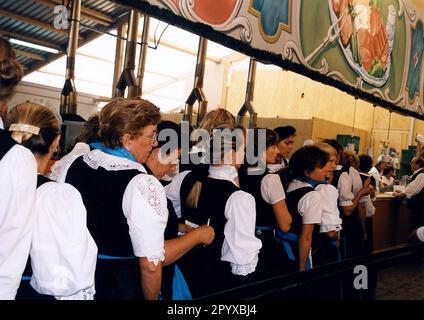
xmin=99 ymin=98 xmax=161 ymax=148
xmin=187 ymin=124 xmax=244 ymax=209
xmin=314 ymin=142 xmax=338 ymax=159
xmin=198 ymin=108 xmax=235 ymax=135
xmin=6 ymin=102 xmax=60 ymax=155
xmin=0 ymin=37 xmax=23 ymax=103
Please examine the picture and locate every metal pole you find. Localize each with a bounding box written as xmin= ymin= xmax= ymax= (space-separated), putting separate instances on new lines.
xmin=115 ymin=10 xmax=139 ymax=98
xmin=112 ymin=24 xmax=127 ymax=98
xmin=183 ymin=37 xmax=208 ymax=126
xmin=136 ymin=15 xmax=150 ymax=97
xmin=236 ymin=57 xmax=258 ymax=128
xmin=60 ymin=0 xmax=81 ymax=115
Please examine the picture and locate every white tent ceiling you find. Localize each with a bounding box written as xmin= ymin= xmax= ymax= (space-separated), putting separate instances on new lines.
xmin=23 ymin=16 xmax=281 ymax=112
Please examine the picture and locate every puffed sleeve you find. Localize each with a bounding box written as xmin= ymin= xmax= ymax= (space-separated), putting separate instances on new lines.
xmin=298 ymin=190 xmax=323 ymax=224
xmin=164 ymin=170 xmax=191 ymax=219
xmin=260 ymin=173 xmax=286 ymax=204
xmin=30 ymin=182 xmax=97 ymax=299
xmin=337 ymin=171 xmax=354 ymax=207
xmin=122 ymin=174 xmax=168 ymax=265
xmin=0 ymin=145 xmax=37 ymax=300
xmin=221 ymin=191 xmax=262 ymax=276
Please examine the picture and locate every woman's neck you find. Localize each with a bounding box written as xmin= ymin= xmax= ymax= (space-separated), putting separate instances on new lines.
xmin=34 ymin=153 xmax=49 ymax=175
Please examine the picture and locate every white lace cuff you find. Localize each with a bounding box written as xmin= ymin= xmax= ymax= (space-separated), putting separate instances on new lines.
xmin=146 ymin=250 xmax=165 ymax=266
xmin=55 ymin=285 xmax=95 ymax=300
xmin=230 ymin=256 xmax=258 ymax=276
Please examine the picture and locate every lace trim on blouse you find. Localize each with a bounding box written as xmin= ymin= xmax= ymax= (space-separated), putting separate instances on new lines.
xmin=83 ymin=150 xmax=146 ymax=172
xmin=230 ymin=256 xmax=258 ymax=276
xmin=136 ymin=175 xmax=168 ymax=217
xmin=146 ymin=250 xmax=165 ymax=266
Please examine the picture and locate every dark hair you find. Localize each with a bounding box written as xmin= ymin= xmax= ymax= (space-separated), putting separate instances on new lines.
xmin=245 ymin=128 xmax=278 ymax=167
xmin=75 ymin=112 xmax=100 ymax=145
xmin=281 ymin=145 xmax=329 ymax=188
xmin=382 ymin=166 xmax=394 ymax=176
xmin=0 ymin=36 xmax=24 ymax=103
xmin=274 ymin=125 xmax=296 ymax=141
xmin=414 ymin=156 xmax=424 ymax=168
xmin=358 ymin=154 xmax=373 ymax=172
xmin=323 ymin=139 xmax=343 ymax=157
xmin=341 ymin=150 xmax=359 ymax=169
xmin=157 ymin=120 xmax=181 ymax=154
xmin=6 ymin=102 xmax=60 ymax=155
xmin=99 ymin=98 xmax=161 ymax=148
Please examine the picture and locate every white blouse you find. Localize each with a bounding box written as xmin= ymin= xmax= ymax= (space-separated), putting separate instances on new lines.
xmin=404 ymin=170 xmax=424 ymax=198
xmin=314 ymin=184 xmax=342 ymax=233
xmin=30 ymin=181 xmax=97 ymax=300
xmin=49 ymin=142 xmax=91 ymax=183
xmin=336 ymin=169 xmax=355 ymax=207
xmin=261 ymin=173 xmax=286 ymax=204
xmin=208 ymin=165 xmax=262 ymax=276
xmin=287 ymin=180 xmax=323 ymax=225
xmin=82 ymin=150 xmax=168 ymax=265
xmin=164 ymin=170 xmax=191 ymax=219
xmin=0 ymin=144 xmax=37 ymax=300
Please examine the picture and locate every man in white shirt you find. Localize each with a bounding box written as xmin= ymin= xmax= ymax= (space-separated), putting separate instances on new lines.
xmin=394 ymin=155 xmax=424 ymax=228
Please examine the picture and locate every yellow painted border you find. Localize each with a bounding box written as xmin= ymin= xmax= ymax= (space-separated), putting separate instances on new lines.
xmin=248 ymin=0 xmax=292 ymax=43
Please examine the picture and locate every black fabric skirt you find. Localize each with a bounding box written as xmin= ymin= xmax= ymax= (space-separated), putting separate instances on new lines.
xmin=94 ymin=258 xmax=144 ymax=300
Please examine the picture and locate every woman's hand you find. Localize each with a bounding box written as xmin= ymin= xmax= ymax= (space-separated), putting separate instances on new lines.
xmin=194 ymin=225 xmax=215 ymax=246
xmin=178 ymin=223 xmax=194 ymax=234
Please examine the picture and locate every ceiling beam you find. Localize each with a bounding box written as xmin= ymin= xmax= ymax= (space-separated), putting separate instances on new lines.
xmin=0 ymin=29 xmax=62 ymax=51
xmin=26 ymin=15 xmax=128 ymax=76
xmin=143 ymin=34 xmax=221 ymax=64
xmin=33 ymin=0 xmax=113 ymax=26
xmin=15 ymin=49 xmax=45 ymax=61
xmin=0 ymin=9 xmax=83 ymax=40
xmin=220 ymin=52 xmax=246 ymax=64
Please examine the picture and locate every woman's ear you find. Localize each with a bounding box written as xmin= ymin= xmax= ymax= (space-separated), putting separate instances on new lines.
xmin=121 ymin=133 xmax=132 ymax=149
xmin=49 ymin=134 xmax=61 ymax=154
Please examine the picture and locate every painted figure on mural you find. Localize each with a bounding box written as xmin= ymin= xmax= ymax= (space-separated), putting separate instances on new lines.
xmin=332 ymin=0 xmax=390 ymax=77
xmin=406 ymin=20 xmax=424 ymax=103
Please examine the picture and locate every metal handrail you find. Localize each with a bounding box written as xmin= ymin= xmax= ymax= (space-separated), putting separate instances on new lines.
xmin=197 ymin=242 xmax=424 ymax=300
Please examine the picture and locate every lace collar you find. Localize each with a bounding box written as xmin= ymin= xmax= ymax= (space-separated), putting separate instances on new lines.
xmin=83 ymin=149 xmax=146 ymax=173
xmin=267 ymin=163 xmax=284 ymax=173
xmin=208 ymin=165 xmax=238 ymax=185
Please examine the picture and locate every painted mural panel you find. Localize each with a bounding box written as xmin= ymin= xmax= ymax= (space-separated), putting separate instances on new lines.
xmin=122 ymin=0 xmax=424 ymax=118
